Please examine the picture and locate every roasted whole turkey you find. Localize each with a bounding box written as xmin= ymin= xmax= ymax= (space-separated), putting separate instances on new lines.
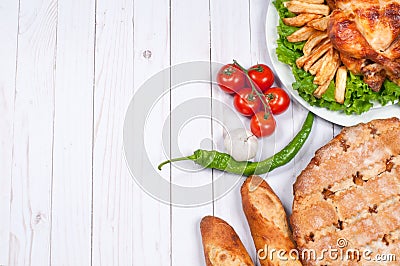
xmin=328 ymin=0 xmax=400 ymax=91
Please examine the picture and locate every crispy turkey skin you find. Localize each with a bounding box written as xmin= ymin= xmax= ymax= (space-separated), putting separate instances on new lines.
xmin=328 ymin=0 xmax=400 ymax=89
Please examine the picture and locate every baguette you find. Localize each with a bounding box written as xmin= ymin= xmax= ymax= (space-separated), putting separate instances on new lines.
xmin=200 ymin=216 xmax=254 ymax=266
xmin=241 ymin=176 xmax=302 ymax=266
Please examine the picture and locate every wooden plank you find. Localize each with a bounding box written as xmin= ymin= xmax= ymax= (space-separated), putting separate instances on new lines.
xmin=169 ymin=0 xmax=213 ymax=265
xmin=210 ymin=0 xmax=257 ymax=261
xmin=247 ymin=0 xmax=302 ymax=219
xmin=249 ymin=0 xmax=269 ymax=63
xmin=92 ymin=0 xmax=134 ymax=265
xmin=209 ymin=2 xmax=336 ymax=264
xmin=8 ymin=0 xmax=57 ymax=265
xmin=334 ymin=124 xmax=342 ymax=136
xmin=131 ymin=0 xmax=171 ymax=264
xmin=290 ymin=107 xmax=335 ymax=194
xmin=260 ymin=0 xmax=335 ymax=213
xmin=50 ymin=0 xmax=95 ymax=264
xmin=0 ymin=0 xmax=19 ymax=264
xmin=246 ymin=0 xmax=335 ymax=218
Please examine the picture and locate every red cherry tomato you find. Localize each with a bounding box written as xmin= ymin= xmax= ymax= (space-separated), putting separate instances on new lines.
xmin=230 ymin=63 xmax=243 ymax=71
xmin=233 ymin=88 xmax=262 ymax=116
xmin=231 ymin=63 xmax=250 ymax=86
xmin=250 ymin=111 xmax=276 ymax=138
xmin=248 ymin=64 xmax=275 ymax=92
xmin=264 ymin=87 xmax=290 ymax=115
xmin=217 ymin=64 xmax=246 ymax=94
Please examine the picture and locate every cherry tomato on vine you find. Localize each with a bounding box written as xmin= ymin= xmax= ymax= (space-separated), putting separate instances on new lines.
xmin=233 ymin=88 xmax=262 ymax=116
xmin=231 ymin=62 xmax=250 ymax=87
xmin=264 ymin=87 xmax=290 ymax=115
xmin=248 ymin=64 xmax=274 ymax=92
xmin=231 ymin=63 xmax=243 ymax=71
xmin=250 ymin=111 xmax=276 ymax=138
xmin=217 ymin=64 xmax=246 ymax=94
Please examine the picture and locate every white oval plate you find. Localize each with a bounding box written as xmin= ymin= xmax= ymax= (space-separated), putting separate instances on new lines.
xmin=265 ymin=2 xmax=400 ymax=127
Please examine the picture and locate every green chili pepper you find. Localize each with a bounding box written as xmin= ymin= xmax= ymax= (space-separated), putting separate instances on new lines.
xmin=158 ymin=112 xmax=314 ymax=176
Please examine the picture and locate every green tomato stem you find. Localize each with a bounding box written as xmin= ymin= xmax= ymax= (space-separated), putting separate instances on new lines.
xmin=232 ymin=59 xmax=248 ymax=74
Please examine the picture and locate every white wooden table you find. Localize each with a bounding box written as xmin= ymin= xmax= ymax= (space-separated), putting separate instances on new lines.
xmin=0 ymin=0 xmax=341 ymax=265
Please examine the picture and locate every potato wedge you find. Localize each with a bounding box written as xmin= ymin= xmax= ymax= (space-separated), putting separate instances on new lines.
xmin=287 ymin=26 xmax=316 ymax=43
xmin=308 ymin=56 xmax=325 ymax=75
xmin=303 ymin=31 xmax=328 ymax=56
xmin=307 ymin=16 xmax=330 ymax=31
xmin=283 ymin=13 xmax=322 ymax=27
xmin=313 ymin=48 xmax=334 ymax=85
xmin=314 ymin=51 xmax=340 ymax=98
xmin=296 ymin=39 xmax=330 ymax=68
xmin=314 ymin=81 xmax=330 ymax=98
xmin=284 ymin=1 xmax=330 ymax=16
xmin=298 ymin=0 xmax=325 ymax=3
xmin=335 ymin=66 xmax=348 ymax=104
xmin=303 ymin=41 xmax=332 ymax=71
xmin=296 ymin=55 xmax=309 ymax=69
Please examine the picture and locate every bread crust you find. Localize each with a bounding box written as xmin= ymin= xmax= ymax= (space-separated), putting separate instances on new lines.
xmin=291 ymin=117 xmax=400 ymax=265
xmin=241 ymin=176 xmax=302 ymax=266
xmin=200 ymin=216 xmax=254 ymax=266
